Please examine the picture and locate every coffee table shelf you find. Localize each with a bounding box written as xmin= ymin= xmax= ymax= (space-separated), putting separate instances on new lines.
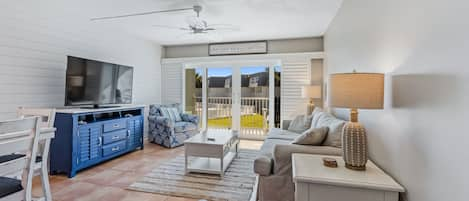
xmin=184 ymin=130 xmax=239 ymax=177
xmin=186 ymin=152 xmax=237 ymax=175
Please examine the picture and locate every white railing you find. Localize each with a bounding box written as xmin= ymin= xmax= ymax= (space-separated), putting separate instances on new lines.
xmin=192 ymin=96 xmax=269 ymax=139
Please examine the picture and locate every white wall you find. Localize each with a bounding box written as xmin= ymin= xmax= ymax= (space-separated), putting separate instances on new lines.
xmin=325 ymin=0 xmax=469 ymax=201
xmin=0 ymin=3 xmax=162 ymax=120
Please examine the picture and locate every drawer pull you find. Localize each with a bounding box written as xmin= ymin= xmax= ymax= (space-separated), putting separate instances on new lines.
xmin=111 ymin=147 xmax=120 ymax=151
xmin=127 ymin=130 xmax=131 ymax=138
xmin=112 ymin=136 xmax=120 ymax=140
xmin=98 ymin=137 xmax=102 ymax=146
xmin=113 ymin=124 xmax=120 ymax=128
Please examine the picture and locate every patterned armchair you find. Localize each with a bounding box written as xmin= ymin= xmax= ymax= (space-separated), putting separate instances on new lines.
xmin=148 ymin=103 xmax=199 ymax=148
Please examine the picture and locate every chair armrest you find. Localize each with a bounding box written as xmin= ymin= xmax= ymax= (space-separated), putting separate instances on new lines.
xmin=273 ymin=144 xmax=342 ymax=175
xmin=148 ymin=115 xmax=174 ymax=129
xmin=254 ymin=156 xmax=273 ymax=176
xmin=282 ymin=120 xmax=291 ymax=130
xmin=180 ymin=113 xmax=199 ymax=124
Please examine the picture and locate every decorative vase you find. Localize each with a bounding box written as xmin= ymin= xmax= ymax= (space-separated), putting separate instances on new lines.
xmin=342 ymin=121 xmax=368 ymax=170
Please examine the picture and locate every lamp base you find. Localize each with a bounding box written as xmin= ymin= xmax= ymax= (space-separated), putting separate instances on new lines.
xmin=345 ymin=163 xmax=366 ymax=171
xmin=342 ymin=121 xmax=368 ymax=171
xmin=306 ymin=98 xmax=315 ymax=115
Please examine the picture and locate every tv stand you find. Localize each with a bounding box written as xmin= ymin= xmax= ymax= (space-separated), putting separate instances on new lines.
xmin=50 ymin=106 xmax=144 ymax=178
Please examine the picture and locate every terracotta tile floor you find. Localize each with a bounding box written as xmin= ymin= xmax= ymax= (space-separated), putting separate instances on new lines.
xmin=32 ymin=140 xmax=262 ymax=201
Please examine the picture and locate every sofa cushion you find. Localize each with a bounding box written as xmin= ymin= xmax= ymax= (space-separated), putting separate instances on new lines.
xmin=0 ymin=154 xmax=25 ymax=163
xmin=0 ymin=154 xmax=41 ymax=163
xmin=287 ymin=114 xmax=313 ymax=133
xmin=266 ymin=128 xmax=301 ymax=141
xmin=0 ymin=177 xmax=23 ymax=198
xmin=316 ymin=113 xmax=346 ymax=148
xmin=292 ymin=127 xmax=329 ymax=145
xmin=174 ymin=122 xmax=197 ymax=133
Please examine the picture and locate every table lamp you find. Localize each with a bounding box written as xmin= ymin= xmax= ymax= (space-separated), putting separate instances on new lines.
xmin=329 ymin=72 xmax=384 ymax=170
xmin=301 ymin=85 xmax=322 ymax=115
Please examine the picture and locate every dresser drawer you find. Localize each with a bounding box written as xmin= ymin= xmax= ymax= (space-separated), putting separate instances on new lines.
xmin=102 ymin=141 xmax=126 ymax=157
xmin=103 ymin=120 xmax=127 ymax=132
xmin=102 ymin=129 xmax=128 ymax=145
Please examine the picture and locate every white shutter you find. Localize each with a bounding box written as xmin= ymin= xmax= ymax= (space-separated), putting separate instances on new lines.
xmin=281 ymin=62 xmax=311 ymax=121
xmin=161 ymin=63 xmax=183 ymax=104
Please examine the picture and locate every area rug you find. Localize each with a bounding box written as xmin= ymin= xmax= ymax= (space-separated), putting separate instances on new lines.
xmin=128 ymin=149 xmax=259 ymax=201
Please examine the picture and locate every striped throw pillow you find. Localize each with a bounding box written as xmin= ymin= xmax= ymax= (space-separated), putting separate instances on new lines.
xmin=160 ymin=107 xmax=182 ymax=122
xmin=169 ymin=107 xmax=182 ymax=122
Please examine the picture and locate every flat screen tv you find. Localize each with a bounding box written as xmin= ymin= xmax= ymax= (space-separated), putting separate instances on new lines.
xmin=65 ymin=56 xmax=133 ymax=108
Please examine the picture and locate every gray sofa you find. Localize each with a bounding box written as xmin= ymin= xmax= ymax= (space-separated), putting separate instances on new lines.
xmin=254 ymin=109 xmax=345 ymax=201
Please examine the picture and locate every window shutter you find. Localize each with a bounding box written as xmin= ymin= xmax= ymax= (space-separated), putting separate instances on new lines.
xmin=161 ymin=63 xmax=182 ymax=104
xmin=281 ymin=62 xmax=311 ymax=121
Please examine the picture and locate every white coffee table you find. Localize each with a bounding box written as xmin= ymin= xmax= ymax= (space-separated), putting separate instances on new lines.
xmin=184 ymin=130 xmax=239 ymax=177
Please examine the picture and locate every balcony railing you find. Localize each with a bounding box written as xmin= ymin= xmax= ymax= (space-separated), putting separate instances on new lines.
xmin=191 ymin=96 xmax=270 ymax=139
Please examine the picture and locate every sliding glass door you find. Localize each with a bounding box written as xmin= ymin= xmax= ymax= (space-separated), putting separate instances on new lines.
xmin=206 ymin=67 xmax=233 ymax=131
xmin=239 ymin=66 xmax=270 ymax=139
xmin=184 ymin=62 xmax=280 ymax=139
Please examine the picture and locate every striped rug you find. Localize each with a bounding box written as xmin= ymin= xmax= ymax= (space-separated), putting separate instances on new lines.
xmin=128 ymin=149 xmax=259 ymax=201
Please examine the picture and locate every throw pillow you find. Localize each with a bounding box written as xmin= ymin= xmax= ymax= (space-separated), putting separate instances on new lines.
xmin=160 ymin=107 xmax=180 ymax=122
xmin=159 ymin=107 xmax=172 ymax=120
xmin=288 ymin=114 xmax=313 ymax=133
xmin=311 ymin=111 xmax=325 ymax=129
xmin=292 ymin=127 xmax=329 ymax=145
xmin=316 ymin=113 xmax=346 ymax=148
xmin=169 ymin=107 xmax=182 ymax=122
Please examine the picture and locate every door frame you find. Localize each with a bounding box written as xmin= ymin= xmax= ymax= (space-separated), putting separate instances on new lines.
xmin=182 ymin=59 xmax=280 ymax=134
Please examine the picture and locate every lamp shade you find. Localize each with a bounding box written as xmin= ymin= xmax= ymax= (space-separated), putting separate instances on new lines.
xmin=301 ymin=85 xmax=322 ymax=99
xmin=329 ymin=73 xmax=384 ymax=109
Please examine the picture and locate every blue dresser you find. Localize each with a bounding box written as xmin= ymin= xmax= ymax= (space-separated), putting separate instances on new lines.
xmin=50 ymin=106 xmax=144 ymax=178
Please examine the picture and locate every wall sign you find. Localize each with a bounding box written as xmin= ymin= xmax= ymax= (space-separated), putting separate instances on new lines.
xmin=209 ymin=41 xmax=268 ymax=56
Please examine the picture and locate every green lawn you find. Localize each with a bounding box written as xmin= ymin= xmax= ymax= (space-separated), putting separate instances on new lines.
xmin=207 ymin=114 xmax=265 ymax=128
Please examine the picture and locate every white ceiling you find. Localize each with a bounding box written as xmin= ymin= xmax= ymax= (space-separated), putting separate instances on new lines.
xmin=3 ymin=0 xmax=343 ymax=45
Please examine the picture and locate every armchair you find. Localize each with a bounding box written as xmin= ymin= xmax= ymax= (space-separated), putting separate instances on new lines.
xmin=148 ymin=104 xmax=199 ymax=148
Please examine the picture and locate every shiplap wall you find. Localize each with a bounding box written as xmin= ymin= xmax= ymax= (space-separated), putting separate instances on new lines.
xmin=0 ymin=9 xmax=162 ymax=120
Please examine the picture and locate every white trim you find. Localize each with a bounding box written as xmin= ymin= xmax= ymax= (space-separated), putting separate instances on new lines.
xmin=202 ymin=68 xmax=207 ymax=130
xmin=163 ymin=52 xmax=324 ymax=64
xmin=232 ymin=66 xmax=240 ymax=132
xmin=268 ymin=65 xmax=275 ymax=129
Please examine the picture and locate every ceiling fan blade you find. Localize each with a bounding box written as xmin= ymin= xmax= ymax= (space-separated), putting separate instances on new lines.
xmin=208 ymin=27 xmax=240 ymax=31
xmin=91 ymin=7 xmax=193 ymax=21
xmin=207 ymin=23 xmax=233 ymax=27
xmin=153 ymin=25 xmax=190 ymax=30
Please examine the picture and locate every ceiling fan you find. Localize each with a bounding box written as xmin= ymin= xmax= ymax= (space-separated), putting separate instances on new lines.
xmin=91 ymin=5 xmax=238 ymax=35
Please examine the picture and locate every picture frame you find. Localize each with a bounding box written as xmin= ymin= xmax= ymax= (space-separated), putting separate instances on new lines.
xmin=208 ymin=40 xmax=268 ymax=56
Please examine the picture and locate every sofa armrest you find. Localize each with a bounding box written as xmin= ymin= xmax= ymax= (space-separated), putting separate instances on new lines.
xmin=254 ymin=156 xmax=273 ymax=176
xmin=282 ymin=120 xmax=291 ymax=130
xmin=272 ymin=144 xmax=342 ymax=175
xmin=180 ymin=113 xmax=199 ymax=125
